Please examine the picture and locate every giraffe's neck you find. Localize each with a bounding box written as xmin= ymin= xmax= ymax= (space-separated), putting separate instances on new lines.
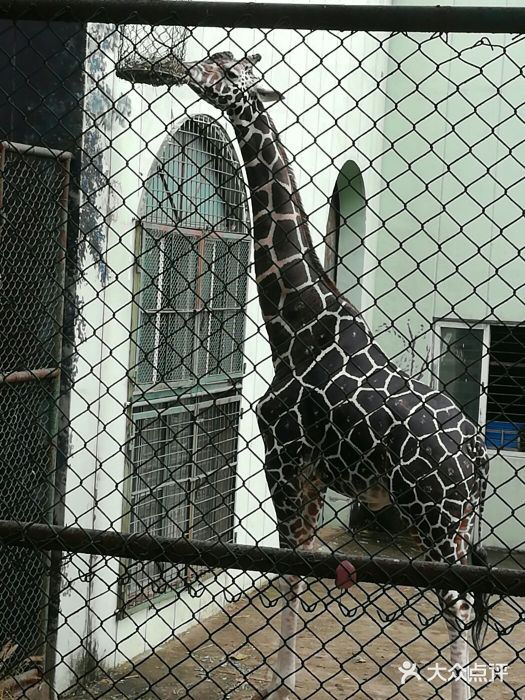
xmin=232 ymin=107 xmax=341 ymax=364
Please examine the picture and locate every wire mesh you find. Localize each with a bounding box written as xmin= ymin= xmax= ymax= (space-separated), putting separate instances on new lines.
xmin=115 ymin=22 xmax=189 ymax=85
xmin=0 ymin=142 xmax=69 ymax=689
xmin=1 ymin=3 xmax=525 ymax=699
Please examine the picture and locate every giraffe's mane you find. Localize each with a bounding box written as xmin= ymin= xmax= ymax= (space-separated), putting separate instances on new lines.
xmin=266 ymin=115 xmax=360 ymax=315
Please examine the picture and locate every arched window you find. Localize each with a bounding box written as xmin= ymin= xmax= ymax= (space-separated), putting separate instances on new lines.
xmin=135 ymin=116 xmax=250 ymax=387
xmin=125 ymin=116 xmax=249 ymax=606
xmin=325 ymin=160 xmax=366 ymax=309
xmin=325 ymin=161 xmax=404 ymax=532
xmin=324 ymin=163 xmax=406 ymax=534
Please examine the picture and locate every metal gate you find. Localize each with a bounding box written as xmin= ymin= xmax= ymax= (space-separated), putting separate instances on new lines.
xmin=0 ymin=142 xmax=69 ymax=684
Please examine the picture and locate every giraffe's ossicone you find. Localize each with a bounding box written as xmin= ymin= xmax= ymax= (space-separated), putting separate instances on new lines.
xmin=173 ymin=51 xmax=489 ymax=700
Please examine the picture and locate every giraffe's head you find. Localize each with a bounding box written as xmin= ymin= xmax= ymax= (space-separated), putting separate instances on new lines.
xmin=174 ymin=51 xmax=282 ymax=115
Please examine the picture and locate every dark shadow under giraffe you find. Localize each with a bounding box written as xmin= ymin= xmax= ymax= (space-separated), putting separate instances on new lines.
xmin=169 ymin=51 xmax=490 ymax=700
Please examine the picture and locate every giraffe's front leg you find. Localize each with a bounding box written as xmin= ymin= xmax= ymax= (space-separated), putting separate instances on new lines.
xmin=256 ymin=574 xmax=306 ymax=700
xmin=259 ymin=555 xmax=356 ymax=700
xmin=253 ymin=455 xmax=325 ymax=700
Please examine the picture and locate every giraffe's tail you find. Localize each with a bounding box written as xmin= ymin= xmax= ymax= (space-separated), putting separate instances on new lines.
xmin=470 ymin=541 xmax=490 ymax=653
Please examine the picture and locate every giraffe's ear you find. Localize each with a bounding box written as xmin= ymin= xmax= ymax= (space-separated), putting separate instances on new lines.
xmin=256 ymin=85 xmax=284 ymax=102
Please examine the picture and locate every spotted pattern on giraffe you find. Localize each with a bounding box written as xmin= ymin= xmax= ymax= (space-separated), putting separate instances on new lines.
xmin=174 ymin=50 xmax=490 ymax=700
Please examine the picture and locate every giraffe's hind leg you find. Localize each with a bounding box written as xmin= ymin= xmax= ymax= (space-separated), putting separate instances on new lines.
xmin=425 ymin=509 xmax=476 ymax=700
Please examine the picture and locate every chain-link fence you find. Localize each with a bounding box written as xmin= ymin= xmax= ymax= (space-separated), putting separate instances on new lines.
xmin=1 ymin=2 xmax=525 ymax=698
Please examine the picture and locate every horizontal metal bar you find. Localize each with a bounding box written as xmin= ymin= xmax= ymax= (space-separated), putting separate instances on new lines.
xmin=2 ymin=2 xmax=525 ymax=34
xmin=1 ymin=141 xmax=72 ymax=161
xmin=0 ymin=520 xmax=523 ymax=596
xmin=0 ymin=368 xmax=59 ymax=384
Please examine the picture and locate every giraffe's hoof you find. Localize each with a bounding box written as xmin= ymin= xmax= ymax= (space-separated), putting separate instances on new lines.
xmin=335 ymin=559 xmax=357 ymax=589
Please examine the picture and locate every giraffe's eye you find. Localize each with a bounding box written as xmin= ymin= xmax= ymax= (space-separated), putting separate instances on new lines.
xmin=225 ymin=69 xmax=237 ymax=80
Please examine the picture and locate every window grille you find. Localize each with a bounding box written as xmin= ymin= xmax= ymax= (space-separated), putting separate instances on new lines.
xmin=486 ymin=326 xmax=525 ymax=451
xmin=436 ymin=322 xmax=525 ymax=452
xmin=133 ymin=116 xmax=250 ymax=390
xmin=134 ymin=227 xmax=250 ymax=388
xmin=124 ymin=397 xmax=240 ymax=606
xmin=142 ymin=116 xmax=248 ymax=233
xmin=124 ymin=116 xmax=249 ymax=606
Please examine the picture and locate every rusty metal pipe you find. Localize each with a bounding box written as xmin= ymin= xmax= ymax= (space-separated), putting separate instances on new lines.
xmin=0 ymin=520 xmax=522 ymax=596
xmin=1 ymin=2 xmax=525 ymax=34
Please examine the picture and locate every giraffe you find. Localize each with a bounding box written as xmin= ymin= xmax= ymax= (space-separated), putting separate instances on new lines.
xmin=169 ymin=51 xmax=490 ymax=700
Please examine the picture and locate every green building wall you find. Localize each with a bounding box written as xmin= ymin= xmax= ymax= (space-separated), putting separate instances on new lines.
xmin=359 ymin=27 xmax=525 ymax=551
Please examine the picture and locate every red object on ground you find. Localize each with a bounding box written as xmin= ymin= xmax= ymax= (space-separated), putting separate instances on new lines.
xmin=335 ymin=560 xmax=358 ymax=589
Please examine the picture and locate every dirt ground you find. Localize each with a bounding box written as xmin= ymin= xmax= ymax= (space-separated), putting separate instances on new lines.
xmin=74 ymin=528 xmax=525 ymax=700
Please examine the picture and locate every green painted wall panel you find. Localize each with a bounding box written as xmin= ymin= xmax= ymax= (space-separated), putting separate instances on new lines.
xmin=365 ymin=20 xmax=525 ymax=549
